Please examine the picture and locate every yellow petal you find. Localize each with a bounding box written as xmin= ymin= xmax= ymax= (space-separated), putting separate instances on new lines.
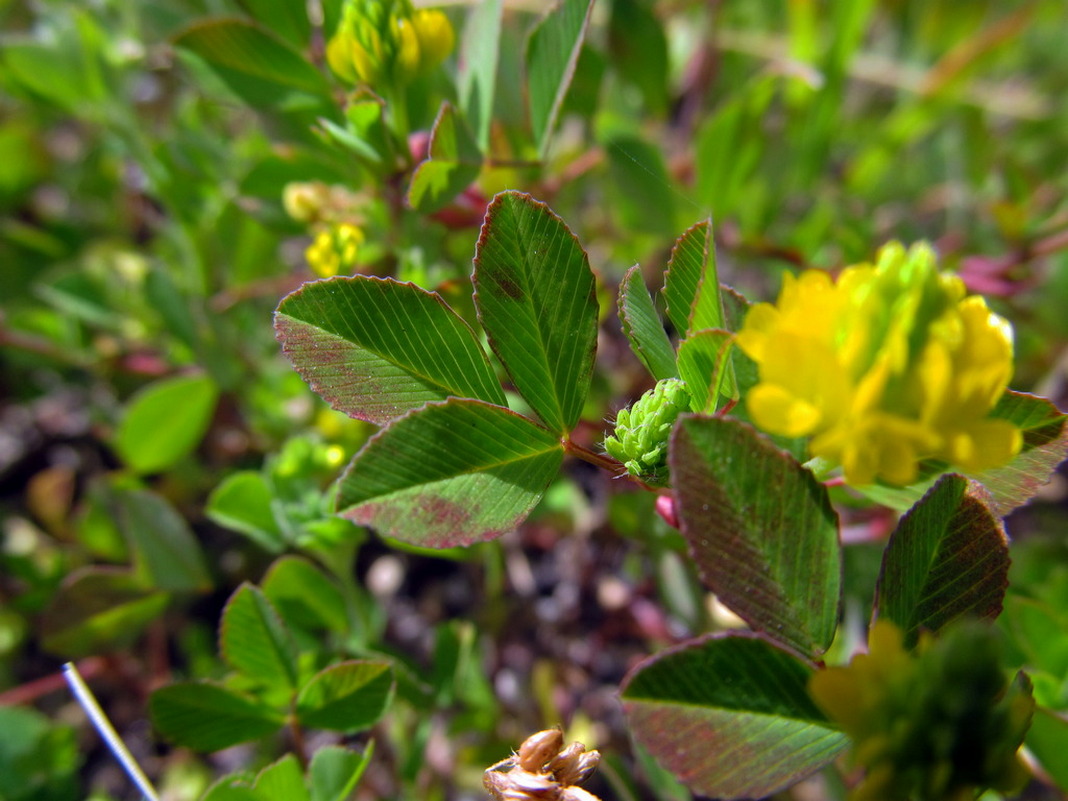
xmin=747 ymin=384 xmax=822 ymax=437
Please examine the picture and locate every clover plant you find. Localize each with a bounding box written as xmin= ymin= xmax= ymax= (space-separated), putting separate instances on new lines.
xmin=275 ymin=192 xmax=1068 ymax=798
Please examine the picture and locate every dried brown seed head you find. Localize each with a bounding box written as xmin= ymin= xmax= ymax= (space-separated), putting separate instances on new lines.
xmin=548 ymin=741 xmax=585 ymax=775
xmin=552 ymin=747 xmax=600 ymax=787
xmin=484 ymin=768 xmax=514 ymax=800
xmin=559 ymin=787 xmax=602 ymax=801
xmin=517 ymin=728 xmax=564 ymax=772
xmin=506 ymin=769 xmax=561 ymax=798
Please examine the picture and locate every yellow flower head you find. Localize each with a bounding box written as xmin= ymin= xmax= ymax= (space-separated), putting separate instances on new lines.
xmin=305 ymin=223 xmax=364 ymax=278
xmin=809 ymin=619 xmax=1034 ymax=801
xmin=736 ymin=242 xmax=1021 ymax=486
xmin=326 ymin=0 xmax=454 ymax=87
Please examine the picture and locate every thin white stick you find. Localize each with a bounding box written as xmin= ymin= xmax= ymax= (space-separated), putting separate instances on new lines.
xmin=63 ymin=662 xmax=160 ymax=801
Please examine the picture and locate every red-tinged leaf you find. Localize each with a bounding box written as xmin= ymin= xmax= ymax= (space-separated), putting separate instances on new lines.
xmin=473 ymin=192 xmax=597 ymax=434
xmin=336 ymin=399 xmax=563 ymax=547
xmin=874 ymin=474 xmax=1009 ymax=647
xmin=861 ymin=391 xmax=1068 ymax=514
xmin=670 ymin=416 xmax=841 ymax=656
xmin=618 ymin=264 xmax=677 ymax=381
xmin=978 ymin=390 xmax=1068 ymax=515
xmin=621 ymin=632 xmax=847 ymax=800
xmin=662 ymin=220 xmax=724 ymax=339
xmin=676 ymin=329 xmax=734 ymax=412
xmin=275 ymin=276 xmax=505 ymax=425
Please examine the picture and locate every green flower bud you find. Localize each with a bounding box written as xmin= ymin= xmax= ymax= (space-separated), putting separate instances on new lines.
xmin=603 ymin=378 xmax=690 ymax=487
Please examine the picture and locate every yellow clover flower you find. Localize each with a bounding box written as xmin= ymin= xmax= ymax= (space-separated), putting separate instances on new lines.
xmin=736 ymin=242 xmax=1021 ymax=486
xmin=305 ymin=223 xmax=364 ymax=278
xmin=809 ymin=619 xmax=1033 ymax=801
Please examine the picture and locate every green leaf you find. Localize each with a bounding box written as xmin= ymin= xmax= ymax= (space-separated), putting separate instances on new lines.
xmin=2 ymin=40 xmax=100 ymax=112
xmin=473 ymin=192 xmax=598 ymax=433
xmin=237 ymin=0 xmax=310 ymax=50
xmin=252 ymin=754 xmax=310 ymax=801
xmin=676 ymin=329 xmax=735 ymax=413
xmin=262 ymin=556 xmax=349 ymax=634
xmin=603 ymin=134 xmax=676 ymax=237
xmin=220 ymin=584 xmax=300 ymax=690
xmin=201 ymin=779 xmax=262 ymax=801
xmin=662 ymin=220 xmax=725 ymax=340
xmin=114 ymin=488 xmax=212 ymax=593
xmin=150 ymin=682 xmax=283 ymax=752
xmin=618 ymin=265 xmax=677 ymax=381
xmin=113 ymin=373 xmax=218 ymax=474
xmin=621 ymin=633 xmax=848 ymax=800
xmin=309 ymin=743 xmax=374 ymax=801
xmin=670 ymin=416 xmax=841 ymax=656
xmin=1027 ymin=707 xmax=1068 ymax=791
xmin=1001 ymin=595 xmax=1068 ymax=679
xmin=296 ymin=661 xmax=394 ymax=733
xmin=337 ymin=399 xmax=563 ymax=547
xmin=39 ymin=568 xmax=169 ymax=658
xmin=174 ymin=18 xmax=332 ymax=104
xmin=874 ymin=474 xmax=1010 ymax=648
xmin=978 ymin=390 xmax=1068 ymax=515
xmin=207 ymin=471 xmax=287 ymax=553
xmin=0 ymin=706 xmax=79 ymax=801
xmin=457 ymin=0 xmax=503 ymax=149
xmin=694 ymin=76 xmax=777 ymax=220
xmin=525 ymin=0 xmax=595 ymax=156
xmin=408 ymin=102 xmax=482 ymax=214
xmin=607 ymin=0 xmax=669 ymax=114
xmin=275 ymin=276 xmax=506 ymax=425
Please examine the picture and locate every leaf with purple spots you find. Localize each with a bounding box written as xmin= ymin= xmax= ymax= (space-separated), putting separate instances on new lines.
xmin=336 ymin=398 xmax=563 ymax=546
xmin=622 ymin=632 xmax=847 ymax=800
xmin=275 ymin=276 xmax=505 ymax=426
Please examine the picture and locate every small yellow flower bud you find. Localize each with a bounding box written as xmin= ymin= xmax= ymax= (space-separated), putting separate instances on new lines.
xmin=412 ymin=9 xmax=454 ymax=72
xmin=282 ymin=182 xmax=324 ymax=223
xmin=305 ymin=223 xmax=364 ymax=278
xmin=393 ymin=17 xmax=421 ymax=82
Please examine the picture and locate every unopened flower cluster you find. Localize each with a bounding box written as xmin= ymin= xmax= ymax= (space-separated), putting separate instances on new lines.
xmin=809 ymin=619 xmax=1033 ymax=801
xmin=737 ymin=242 xmax=1021 ymax=486
xmin=603 ymin=378 xmax=691 ymax=487
xmin=483 ymin=729 xmax=602 ymax=801
xmin=327 ymin=0 xmax=454 ymax=88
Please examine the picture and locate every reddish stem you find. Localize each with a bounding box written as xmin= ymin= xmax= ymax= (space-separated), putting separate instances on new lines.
xmin=0 ymin=656 xmax=107 ymax=706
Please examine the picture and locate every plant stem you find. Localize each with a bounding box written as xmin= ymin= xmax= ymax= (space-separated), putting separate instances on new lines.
xmin=564 ymin=439 xmax=627 ymax=475
xmin=564 ymin=440 xmax=658 ymax=491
